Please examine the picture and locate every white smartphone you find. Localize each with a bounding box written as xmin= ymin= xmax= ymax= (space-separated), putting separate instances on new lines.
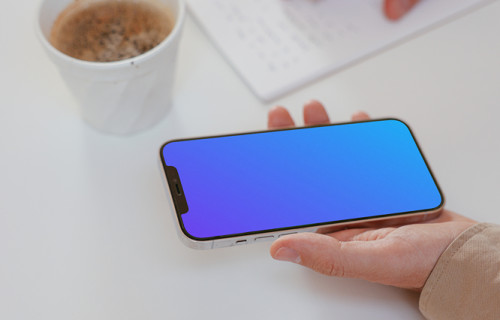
xmin=159 ymin=119 xmax=444 ymax=249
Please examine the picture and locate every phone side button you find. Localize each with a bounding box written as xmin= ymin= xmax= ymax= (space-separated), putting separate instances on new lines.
xmin=235 ymin=239 xmax=247 ymax=245
xmin=278 ymin=232 xmax=297 ymax=238
xmin=255 ymin=236 xmax=274 ymax=242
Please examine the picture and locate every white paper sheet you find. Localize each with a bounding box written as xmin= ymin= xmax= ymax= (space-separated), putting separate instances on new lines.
xmin=187 ymin=0 xmax=490 ymax=101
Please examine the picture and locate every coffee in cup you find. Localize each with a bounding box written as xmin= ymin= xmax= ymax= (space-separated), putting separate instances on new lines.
xmin=50 ymin=0 xmax=173 ymax=62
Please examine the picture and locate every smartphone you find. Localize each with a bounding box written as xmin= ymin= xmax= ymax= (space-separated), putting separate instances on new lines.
xmin=159 ymin=119 xmax=444 ymax=249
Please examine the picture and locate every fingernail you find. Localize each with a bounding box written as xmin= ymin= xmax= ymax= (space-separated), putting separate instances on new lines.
xmin=274 ymin=247 xmax=301 ymax=264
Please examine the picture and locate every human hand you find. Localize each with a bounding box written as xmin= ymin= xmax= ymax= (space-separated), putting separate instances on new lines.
xmin=384 ymin=0 xmax=421 ymax=20
xmin=268 ymin=100 xmax=477 ymax=290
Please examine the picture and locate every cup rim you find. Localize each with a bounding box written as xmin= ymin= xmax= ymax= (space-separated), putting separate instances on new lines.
xmin=36 ymin=0 xmax=186 ymax=70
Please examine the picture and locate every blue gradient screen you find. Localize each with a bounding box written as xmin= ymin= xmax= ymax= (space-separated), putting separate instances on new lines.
xmin=161 ymin=120 xmax=442 ymax=239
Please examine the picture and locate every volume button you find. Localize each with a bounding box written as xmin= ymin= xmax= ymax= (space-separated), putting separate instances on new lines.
xmin=255 ymin=236 xmax=274 ymax=242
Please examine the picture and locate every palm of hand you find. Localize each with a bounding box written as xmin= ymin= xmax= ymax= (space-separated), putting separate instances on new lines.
xmin=272 ymin=210 xmax=476 ymax=290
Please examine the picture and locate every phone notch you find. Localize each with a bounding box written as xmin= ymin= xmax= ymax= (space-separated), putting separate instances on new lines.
xmin=165 ymin=165 xmax=189 ymax=214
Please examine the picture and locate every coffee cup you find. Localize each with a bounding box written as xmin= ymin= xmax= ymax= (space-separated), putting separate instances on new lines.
xmin=36 ymin=0 xmax=185 ymax=135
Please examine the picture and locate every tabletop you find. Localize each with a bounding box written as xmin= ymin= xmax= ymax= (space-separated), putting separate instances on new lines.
xmin=1 ymin=1 xmax=500 ymax=319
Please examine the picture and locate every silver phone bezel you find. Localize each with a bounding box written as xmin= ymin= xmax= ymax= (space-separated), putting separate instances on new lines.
xmin=158 ymin=119 xmax=444 ymax=250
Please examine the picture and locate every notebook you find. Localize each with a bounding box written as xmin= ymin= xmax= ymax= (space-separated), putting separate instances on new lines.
xmin=187 ymin=0 xmax=490 ymax=101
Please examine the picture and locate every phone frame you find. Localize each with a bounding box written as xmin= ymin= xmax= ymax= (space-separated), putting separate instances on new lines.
xmin=159 ymin=119 xmax=444 ymax=249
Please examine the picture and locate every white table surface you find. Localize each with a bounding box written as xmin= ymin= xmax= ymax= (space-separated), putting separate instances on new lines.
xmin=2 ymin=1 xmax=500 ymax=319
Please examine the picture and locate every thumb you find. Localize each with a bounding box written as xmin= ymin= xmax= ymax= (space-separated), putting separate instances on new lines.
xmin=270 ymin=233 xmax=386 ymax=280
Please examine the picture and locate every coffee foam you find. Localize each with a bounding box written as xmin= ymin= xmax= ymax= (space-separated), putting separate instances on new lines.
xmin=50 ymin=0 xmax=173 ymax=62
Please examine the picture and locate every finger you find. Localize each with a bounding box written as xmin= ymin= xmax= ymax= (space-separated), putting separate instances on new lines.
xmin=351 ymin=111 xmax=370 ymax=121
xmin=328 ymin=227 xmax=396 ymax=242
xmin=303 ymin=100 xmax=330 ymax=126
xmin=384 ymin=0 xmax=420 ymax=21
xmin=270 ymin=232 xmax=392 ymax=281
xmin=268 ymin=106 xmax=295 ymax=129
xmin=324 ymin=228 xmax=375 ymax=241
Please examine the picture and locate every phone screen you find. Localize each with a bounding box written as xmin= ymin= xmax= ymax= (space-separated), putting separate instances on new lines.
xmin=161 ymin=119 xmax=443 ymax=240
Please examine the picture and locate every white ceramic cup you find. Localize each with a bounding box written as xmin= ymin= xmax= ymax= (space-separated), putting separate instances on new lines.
xmin=36 ymin=0 xmax=185 ymax=135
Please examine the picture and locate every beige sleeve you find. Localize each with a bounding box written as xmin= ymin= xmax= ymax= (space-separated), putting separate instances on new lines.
xmin=419 ymin=223 xmax=500 ymax=320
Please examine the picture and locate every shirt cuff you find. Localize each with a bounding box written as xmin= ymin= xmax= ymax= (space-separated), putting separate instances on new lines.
xmin=419 ymin=223 xmax=500 ymax=320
